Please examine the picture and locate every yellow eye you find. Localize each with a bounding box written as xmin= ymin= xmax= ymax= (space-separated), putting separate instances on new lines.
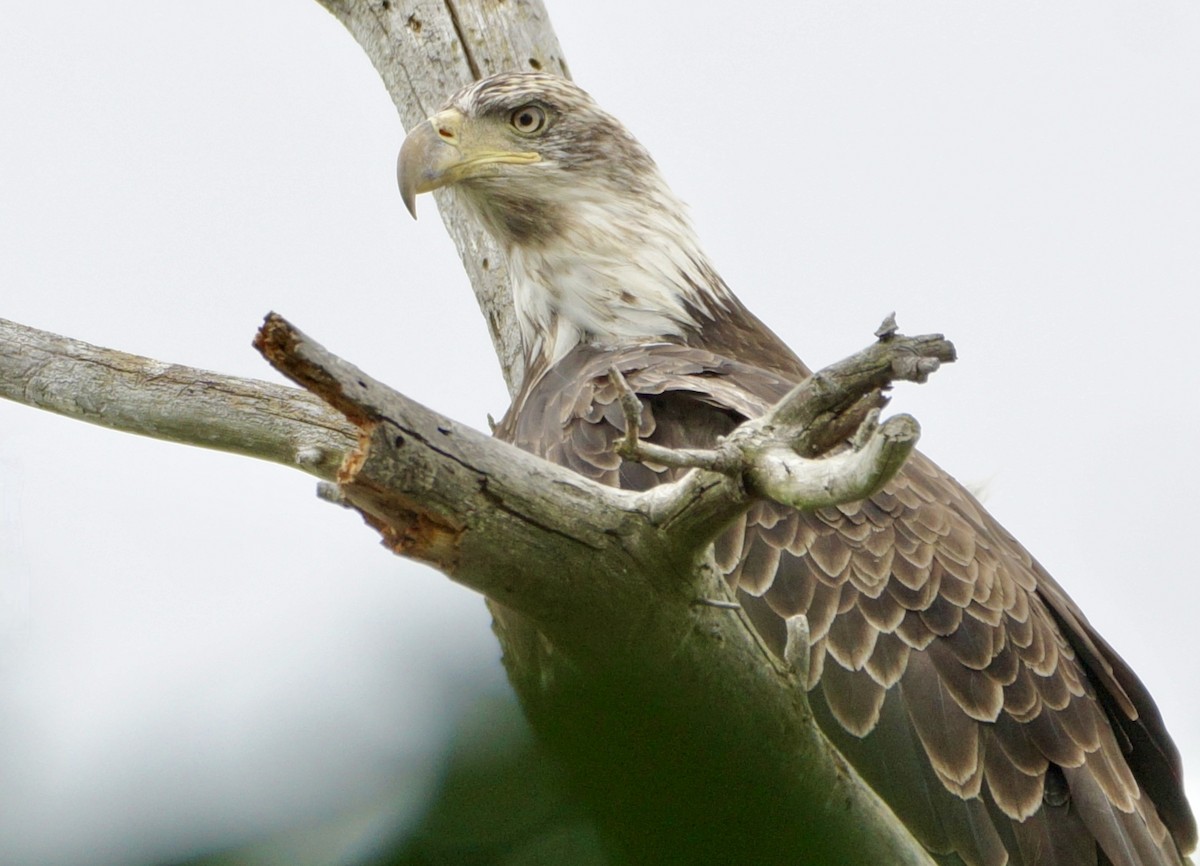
xmin=510 ymin=104 xmax=547 ymax=135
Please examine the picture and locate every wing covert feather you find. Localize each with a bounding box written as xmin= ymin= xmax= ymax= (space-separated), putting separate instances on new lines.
xmin=496 ymin=342 xmax=1193 ymax=866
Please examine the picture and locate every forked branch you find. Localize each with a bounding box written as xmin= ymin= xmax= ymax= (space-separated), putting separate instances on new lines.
xmin=628 ymin=318 xmax=954 ymax=544
xmin=249 ymin=308 xmax=941 ymax=866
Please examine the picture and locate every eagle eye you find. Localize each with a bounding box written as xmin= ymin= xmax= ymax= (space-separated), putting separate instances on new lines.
xmin=509 ymin=104 xmax=547 ymax=135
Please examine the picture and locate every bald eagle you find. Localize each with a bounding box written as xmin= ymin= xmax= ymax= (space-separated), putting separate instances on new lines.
xmin=398 ymin=72 xmax=1194 ymax=865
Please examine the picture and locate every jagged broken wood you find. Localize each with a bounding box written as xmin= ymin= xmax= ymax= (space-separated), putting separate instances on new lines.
xmin=610 ymin=318 xmax=954 ymax=513
xmin=248 ymin=310 xmax=950 ymax=866
xmin=252 ymin=311 xmax=955 ymax=577
xmin=0 ymin=304 xmax=949 ymax=866
xmin=0 ymin=1 xmax=956 ymax=862
xmin=0 ymin=302 xmax=950 ymax=866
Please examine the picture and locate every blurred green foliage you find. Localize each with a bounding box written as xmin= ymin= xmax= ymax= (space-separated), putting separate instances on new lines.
xmin=166 ymin=694 xmax=607 ymax=866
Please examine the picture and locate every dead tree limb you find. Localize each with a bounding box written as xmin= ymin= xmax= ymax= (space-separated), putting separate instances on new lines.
xmin=0 ymin=317 xmax=355 ymax=480
xmin=0 ymin=306 xmax=948 ymax=865
xmin=0 ymin=2 xmax=956 ymax=863
xmin=254 ymin=310 xmax=944 ymax=866
xmin=314 ymin=0 xmax=570 ymax=394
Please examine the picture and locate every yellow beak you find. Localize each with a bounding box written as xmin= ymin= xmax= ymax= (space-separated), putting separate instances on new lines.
xmin=397 ymin=108 xmax=541 ymax=218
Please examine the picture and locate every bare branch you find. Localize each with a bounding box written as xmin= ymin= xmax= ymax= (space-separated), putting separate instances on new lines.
xmin=609 ymin=386 xmax=918 ymax=515
xmin=313 ymin=0 xmax=568 ymax=395
xmin=0 ymin=4 xmax=956 ymax=862
xmin=784 ymin=613 xmax=811 ymax=674
xmin=608 ymin=365 xmax=644 ymax=456
xmin=759 ymin=323 xmax=955 ymax=454
xmin=747 ymin=412 xmax=920 ymax=509
xmin=608 ymin=365 xmax=735 ymax=472
xmin=254 ymin=313 xmax=646 ymax=618
xmin=636 ymin=324 xmax=953 ymax=545
xmin=253 ymin=310 xmax=937 ymax=866
xmin=1 ymin=297 xmax=941 ymax=866
xmin=0 ymin=317 xmax=356 ymax=480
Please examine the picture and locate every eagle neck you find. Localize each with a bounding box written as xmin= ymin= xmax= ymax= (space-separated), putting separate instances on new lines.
xmin=502 ymin=185 xmax=736 ymax=370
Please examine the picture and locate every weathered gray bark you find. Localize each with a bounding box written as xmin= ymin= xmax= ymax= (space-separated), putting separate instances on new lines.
xmin=0 ymin=301 xmax=948 ymax=863
xmin=314 ymin=0 xmax=570 ymax=394
xmin=0 ymin=316 xmax=356 ymax=480
xmin=255 ymin=311 xmax=947 ymax=865
xmin=0 ymin=2 xmax=958 ymax=863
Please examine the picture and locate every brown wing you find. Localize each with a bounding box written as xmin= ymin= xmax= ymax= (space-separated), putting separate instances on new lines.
xmin=497 ymin=342 xmax=1195 ymax=866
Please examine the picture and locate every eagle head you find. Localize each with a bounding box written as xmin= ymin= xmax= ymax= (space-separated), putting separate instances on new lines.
xmin=397 ymin=73 xmax=652 ymax=233
xmin=397 ymin=72 xmax=734 ymax=368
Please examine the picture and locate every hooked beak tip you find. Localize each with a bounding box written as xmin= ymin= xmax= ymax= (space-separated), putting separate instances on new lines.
xmin=397 ymin=146 xmax=420 ymax=219
xmin=398 ymin=115 xmax=459 ymax=222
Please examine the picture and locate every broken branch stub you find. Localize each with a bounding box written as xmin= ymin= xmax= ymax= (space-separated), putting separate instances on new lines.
xmin=253 ymin=312 xmax=951 ymax=625
xmin=760 ymin=326 xmax=955 ymax=447
xmin=254 ymin=313 xmax=655 ymax=628
xmin=246 ymin=310 xmax=944 ymax=864
xmin=610 ymin=323 xmax=953 ymax=519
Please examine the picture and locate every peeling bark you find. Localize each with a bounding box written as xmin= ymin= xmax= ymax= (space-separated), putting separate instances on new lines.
xmin=253 ymin=311 xmax=947 ymax=865
xmin=0 ymin=2 xmax=960 ymax=863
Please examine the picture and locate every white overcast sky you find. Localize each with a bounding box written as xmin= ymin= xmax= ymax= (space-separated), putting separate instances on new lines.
xmin=2 ymin=2 xmax=1198 ymax=864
